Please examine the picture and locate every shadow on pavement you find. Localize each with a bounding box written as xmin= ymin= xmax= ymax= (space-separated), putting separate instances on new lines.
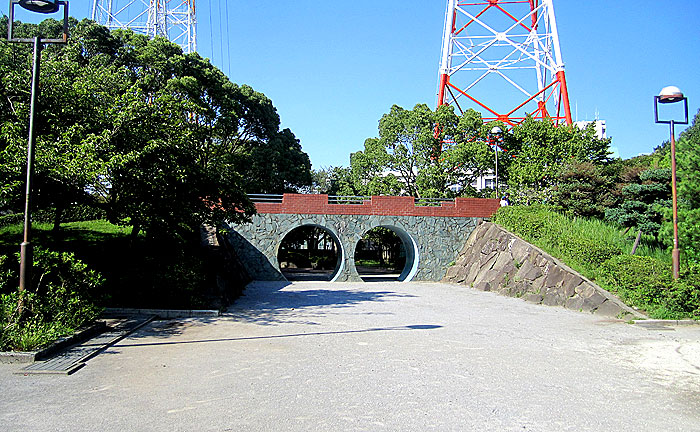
xmin=112 ymin=324 xmax=443 ymax=349
xmin=225 ymin=281 xmax=417 ymax=325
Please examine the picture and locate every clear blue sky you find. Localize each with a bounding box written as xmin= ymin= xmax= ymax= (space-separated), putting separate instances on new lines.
xmin=4 ymin=1 xmax=699 ymax=170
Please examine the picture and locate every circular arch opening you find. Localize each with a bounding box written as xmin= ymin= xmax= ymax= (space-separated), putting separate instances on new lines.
xmin=277 ymin=225 xmax=343 ymax=282
xmin=354 ymin=226 xmax=419 ymax=282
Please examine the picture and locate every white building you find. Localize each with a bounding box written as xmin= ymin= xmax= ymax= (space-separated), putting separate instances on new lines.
xmin=574 ymin=120 xmax=607 ymax=140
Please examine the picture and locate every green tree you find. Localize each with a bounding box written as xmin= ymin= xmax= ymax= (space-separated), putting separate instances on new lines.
xmin=349 ymin=104 xmax=493 ymax=198
xmin=606 ymin=168 xmax=671 ymax=236
xmin=1 ymin=18 xmax=311 ymax=239
xmin=551 ymin=161 xmax=616 ymax=218
xmin=507 ymin=118 xmax=612 ymax=188
xmin=658 ymin=109 xmax=700 ymax=263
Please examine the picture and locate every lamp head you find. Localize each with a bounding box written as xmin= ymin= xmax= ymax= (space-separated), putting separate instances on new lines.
xmin=18 ymin=0 xmax=60 ymax=13
xmin=490 ymin=126 xmax=503 ymax=135
xmin=658 ymin=86 xmax=684 ymax=104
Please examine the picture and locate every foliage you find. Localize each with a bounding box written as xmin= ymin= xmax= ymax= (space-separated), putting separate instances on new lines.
xmin=279 ymin=226 xmax=338 ymax=270
xmin=605 ymin=168 xmax=671 ymax=236
xmin=346 ymin=105 xmax=494 ymax=198
xmin=0 ymin=18 xmax=311 ymax=239
xmin=502 ymin=186 xmax=555 ymax=206
xmin=345 ymin=104 xmax=613 ymax=199
xmin=0 ymin=248 xmax=103 ymax=351
xmin=356 ymin=227 xmax=405 ymax=269
xmin=598 ymin=255 xmax=671 ymax=309
xmin=506 ymin=118 xmax=612 ymax=188
xmin=0 ymin=220 xmax=217 ymax=312
xmin=598 ymin=255 xmax=700 ymax=319
xmin=657 ymin=109 xmax=700 ymax=264
xmin=492 ymin=205 xmax=623 ymax=270
xmin=676 ymin=110 xmax=700 ymax=206
xmin=551 ymin=161 xmax=616 ymax=218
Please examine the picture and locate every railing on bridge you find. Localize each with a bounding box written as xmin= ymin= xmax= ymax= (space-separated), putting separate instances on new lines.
xmin=249 ymin=194 xmax=372 ymax=205
xmin=246 ymin=194 xmax=500 ymax=218
xmin=249 ymin=194 xmax=455 ymax=207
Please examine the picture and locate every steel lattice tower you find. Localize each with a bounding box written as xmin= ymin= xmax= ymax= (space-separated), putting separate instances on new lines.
xmin=91 ymin=0 xmax=197 ymax=54
xmin=437 ymin=0 xmax=572 ymax=126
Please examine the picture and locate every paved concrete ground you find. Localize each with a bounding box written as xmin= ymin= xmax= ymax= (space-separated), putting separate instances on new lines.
xmin=1 ymin=281 xmax=699 ymax=432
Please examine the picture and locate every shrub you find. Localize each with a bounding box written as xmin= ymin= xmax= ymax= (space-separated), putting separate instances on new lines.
xmin=0 ymin=248 xmax=103 ymax=351
xmin=667 ymin=266 xmax=700 ymax=319
xmin=491 ymin=205 xmax=550 ymax=241
xmin=599 ymin=255 xmax=671 ymax=307
xmin=493 ymin=205 xmax=698 ymax=319
xmin=598 ymin=255 xmax=700 ymax=319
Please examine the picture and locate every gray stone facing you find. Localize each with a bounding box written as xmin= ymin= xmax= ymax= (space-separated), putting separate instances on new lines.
xmin=443 ymin=222 xmax=646 ymax=319
xmin=225 ymin=213 xmax=481 ymax=282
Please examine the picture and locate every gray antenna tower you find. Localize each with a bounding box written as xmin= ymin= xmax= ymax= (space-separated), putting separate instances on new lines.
xmin=91 ymin=0 xmax=197 ymax=54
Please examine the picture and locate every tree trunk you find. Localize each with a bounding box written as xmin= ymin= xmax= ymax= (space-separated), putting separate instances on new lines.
xmin=130 ymin=221 xmax=142 ymax=243
xmin=52 ymin=204 xmax=64 ymax=233
xmin=631 ymin=229 xmax=642 ymax=255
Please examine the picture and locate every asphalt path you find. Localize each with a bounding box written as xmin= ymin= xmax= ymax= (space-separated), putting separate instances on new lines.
xmin=1 ymin=280 xmax=699 ymax=431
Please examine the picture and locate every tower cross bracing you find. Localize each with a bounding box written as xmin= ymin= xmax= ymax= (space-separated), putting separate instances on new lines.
xmin=91 ymin=0 xmax=197 ymax=54
xmin=437 ymin=0 xmax=572 ymax=127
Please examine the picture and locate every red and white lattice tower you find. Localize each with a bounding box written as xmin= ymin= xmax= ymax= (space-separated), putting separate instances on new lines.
xmin=437 ymin=0 xmax=572 ymax=126
xmin=91 ymin=0 xmax=197 ymax=54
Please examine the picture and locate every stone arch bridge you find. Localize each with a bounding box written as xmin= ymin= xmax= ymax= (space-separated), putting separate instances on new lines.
xmin=225 ymin=194 xmax=500 ymax=282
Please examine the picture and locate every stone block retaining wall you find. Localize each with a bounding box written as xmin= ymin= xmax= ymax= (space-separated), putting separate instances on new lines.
xmin=443 ymin=222 xmax=645 ymax=319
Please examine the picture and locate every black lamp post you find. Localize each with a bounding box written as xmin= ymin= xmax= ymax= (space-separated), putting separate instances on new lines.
xmin=7 ymin=0 xmax=69 ymax=298
xmin=18 ymin=0 xmax=60 ymax=13
xmin=654 ymin=85 xmax=689 ymax=279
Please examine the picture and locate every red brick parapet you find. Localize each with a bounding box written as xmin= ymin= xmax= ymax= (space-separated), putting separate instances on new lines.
xmin=254 ymin=194 xmax=500 ymax=218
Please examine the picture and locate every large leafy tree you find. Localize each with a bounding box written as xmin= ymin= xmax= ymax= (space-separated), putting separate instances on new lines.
xmin=507 ymin=117 xmax=612 ymax=188
xmin=0 ymin=18 xmax=311 ymax=238
xmin=347 ymin=104 xmax=494 ymax=198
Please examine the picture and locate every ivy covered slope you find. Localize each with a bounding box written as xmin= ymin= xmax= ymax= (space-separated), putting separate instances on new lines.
xmin=493 ymin=206 xmax=700 ymax=320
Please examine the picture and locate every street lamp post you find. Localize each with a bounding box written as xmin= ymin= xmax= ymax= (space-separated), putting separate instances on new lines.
xmin=7 ymin=0 xmax=69 ymax=297
xmin=490 ymin=126 xmax=503 ymax=197
xmin=654 ymin=85 xmax=689 ymax=279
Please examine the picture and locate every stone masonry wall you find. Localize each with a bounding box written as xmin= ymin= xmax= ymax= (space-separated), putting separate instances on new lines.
xmin=443 ymin=222 xmax=645 ymax=319
xmin=226 ymin=213 xmax=481 ymax=282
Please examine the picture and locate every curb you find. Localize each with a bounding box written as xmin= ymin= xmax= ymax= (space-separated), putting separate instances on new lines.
xmin=0 ymin=321 xmax=107 ymax=364
xmin=631 ymin=319 xmax=699 ymax=326
xmin=103 ymin=308 xmax=220 ymax=319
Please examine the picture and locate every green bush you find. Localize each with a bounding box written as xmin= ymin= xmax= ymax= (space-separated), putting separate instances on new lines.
xmin=667 ymin=266 xmax=700 ymax=319
xmin=594 ymin=255 xmax=700 ymax=320
xmin=0 ymin=248 xmax=104 ymax=351
xmin=491 ymin=205 xmax=550 ymax=241
xmin=599 ymin=255 xmax=671 ymax=308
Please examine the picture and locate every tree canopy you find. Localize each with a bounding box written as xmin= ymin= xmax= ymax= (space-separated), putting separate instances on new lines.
xmin=0 ymin=18 xmax=311 ymax=238
xmin=339 ymin=103 xmax=613 ymax=199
